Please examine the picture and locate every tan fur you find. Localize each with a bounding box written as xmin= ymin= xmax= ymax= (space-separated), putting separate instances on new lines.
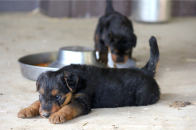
xmin=49 ymin=104 xmax=81 ymax=124
xmin=64 ymin=78 xmax=78 ymax=92
xmin=17 ymin=100 xmax=40 ymax=118
xmin=50 ymin=103 xmax=61 ymax=114
xmin=52 ymin=89 xmax=58 ymax=96
xmin=60 ymin=92 xmax=73 ymax=107
xmin=40 ymin=88 xmax=44 ymax=95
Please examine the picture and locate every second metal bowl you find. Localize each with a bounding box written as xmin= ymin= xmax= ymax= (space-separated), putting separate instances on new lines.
xmin=48 ymin=46 xmax=104 ymax=68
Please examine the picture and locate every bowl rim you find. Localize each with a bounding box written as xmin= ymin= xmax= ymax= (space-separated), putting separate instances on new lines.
xmin=18 ymin=51 xmax=59 ymax=70
xmin=59 ymin=46 xmax=95 ymax=52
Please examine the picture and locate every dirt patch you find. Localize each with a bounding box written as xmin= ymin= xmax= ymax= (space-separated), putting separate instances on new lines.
xmin=170 ymin=101 xmax=191 ymax=108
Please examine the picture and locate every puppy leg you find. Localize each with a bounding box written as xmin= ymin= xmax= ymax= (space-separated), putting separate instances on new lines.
xmin=17 ymin=100 xmax=40 ymax=118
xmin=95 ymin=35 xmax=108 ymax=64
xmin=49 ymin=93 xmax=91 ymax=124
xmin=98 ymin=47 xmax=108 ymax=64
xmin=94 ymin=19 xmax=108 ymax=64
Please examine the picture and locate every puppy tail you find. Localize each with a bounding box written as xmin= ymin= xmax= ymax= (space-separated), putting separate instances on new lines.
xmin=105 ymin=0 xmax=114 ymax=14
xmin=142 ymin=36 xmax=160 ymax=77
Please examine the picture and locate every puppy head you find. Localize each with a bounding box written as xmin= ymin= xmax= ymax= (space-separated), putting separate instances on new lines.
xmin=36 ymin=71 xmax=78 ymax=118
xmin=106 ymin=31 xmax=137 ymax=63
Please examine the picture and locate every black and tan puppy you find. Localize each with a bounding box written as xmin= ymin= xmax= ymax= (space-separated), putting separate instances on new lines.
xmin=94 ymin=0 xmax=137 ymax=64
xmin=18 ymin=36 xmax=159 ymax=124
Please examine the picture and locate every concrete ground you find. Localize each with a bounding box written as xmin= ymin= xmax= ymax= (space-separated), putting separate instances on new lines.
xmin=0 ymin=12 xmax=196 ymax=130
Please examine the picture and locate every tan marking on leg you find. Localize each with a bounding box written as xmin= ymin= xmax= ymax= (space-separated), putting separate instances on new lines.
xmin=17 ymin=100 xmax=40 ymax=118
xmin=50 ymin=103 xmax=61 ymax=114
xmin=49 ymin=104 xmax=81 ymax=124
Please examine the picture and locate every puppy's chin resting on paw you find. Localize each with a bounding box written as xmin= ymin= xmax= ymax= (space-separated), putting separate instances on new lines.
xmin=17 ymin=101 xmax=40 ymax=118
xmin=18 ymin=36 xmax=160 ymax=124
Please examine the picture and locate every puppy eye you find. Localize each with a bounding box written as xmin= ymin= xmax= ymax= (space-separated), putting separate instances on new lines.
xmin=54 ymin=95 xmax=61 ymax=100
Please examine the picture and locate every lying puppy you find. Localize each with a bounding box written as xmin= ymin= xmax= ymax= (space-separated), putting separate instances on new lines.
xmin=94 ymin=0 xmax=137 ymax=65
xmin=18 ymin=36 xmax=160 ymax=124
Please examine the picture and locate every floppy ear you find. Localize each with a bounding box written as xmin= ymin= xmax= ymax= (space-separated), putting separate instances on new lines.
xmin=64 ymin=71 xmax=78 ymax=92
xmin=132 ymin=33 xmax=137 ymax=47
xmin=36 ymin=73 xmax=44 ymax=92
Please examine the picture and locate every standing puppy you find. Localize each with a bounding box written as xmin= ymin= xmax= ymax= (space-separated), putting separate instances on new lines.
xmin=18 ymin=36 xmax=160 ymax=124
xmin=94 ymin=0 xmax=137 ymax=65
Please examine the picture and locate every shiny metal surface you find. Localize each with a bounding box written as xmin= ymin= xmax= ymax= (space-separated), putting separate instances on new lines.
xmin=18 ymin=47 xmax=104 ymax=81
xmin=132 ymin=0 xmax=171 ymax=23
xmin=48 ymin=46 xmax=104 ymax=68
xmin=18 ymin=52 xmax=59 ymax=81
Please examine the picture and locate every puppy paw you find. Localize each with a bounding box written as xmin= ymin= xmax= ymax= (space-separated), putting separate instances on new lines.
xmin=98 ymin=58 xmax=108 ymax=65
xmin=17 ymin=107 xmax=39 ymax=118
xmin=49 ymin=112 xmax=67 ymax=124
xmin=98 ymin=53 xmax=108 ymax=65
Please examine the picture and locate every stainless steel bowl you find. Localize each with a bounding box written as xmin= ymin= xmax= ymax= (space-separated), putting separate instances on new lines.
xmin=18 ymin=46 xmax=104 ymax=81
xmin=48 ymin=46 xmax=103 ymax=68
xmin=18 ymin=52 xmax=58 ymax=81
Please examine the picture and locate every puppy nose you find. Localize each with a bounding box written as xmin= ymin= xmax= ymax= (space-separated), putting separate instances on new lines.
xmin=42 ymin=112 xmax=50 ymax=117
xmin=116 ymin=57 xmax=124 ymax=62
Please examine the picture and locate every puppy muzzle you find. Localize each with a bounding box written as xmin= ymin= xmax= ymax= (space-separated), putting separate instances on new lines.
xmin=116 ymin=57 xmax=124 ymax=62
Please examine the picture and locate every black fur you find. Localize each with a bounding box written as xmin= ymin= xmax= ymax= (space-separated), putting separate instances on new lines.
xmin=37 ymin=36 xmax=160 ymax=118
xmin=142 ymin=36 xmax=159 ymax=77
xmin=94 ymin=0 xmax=137 ymax=64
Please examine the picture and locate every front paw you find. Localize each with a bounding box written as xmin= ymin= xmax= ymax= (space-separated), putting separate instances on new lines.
xmin=49 ymin=112 xmax=67 ymax=124
xmin=98 ymin=53 xmax=108 ymax=65
xmin=98 ymin=59 xmax=107 ymax=65
xmin=98 ymin=56 xmax=108 ymax=65
xmin=17 ymin=107 xmax=39 ymax=118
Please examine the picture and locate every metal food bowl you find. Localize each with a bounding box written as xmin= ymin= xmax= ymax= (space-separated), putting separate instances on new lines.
xmin=18 ymin=46 xmax=104 ymax=81
xmin=18 ymin=52 xmax=58 ymax=81
xmin=48 ymin=46 xmax=103 ymax=68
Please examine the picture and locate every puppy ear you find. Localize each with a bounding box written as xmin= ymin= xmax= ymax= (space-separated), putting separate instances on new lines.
xmin=36 ymin=73 xmax=44 ymax=92
xmin=132 ymin=34 xmax=137 ymax=47
xmin=64 ymin=71 xmax=78 ymax=92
